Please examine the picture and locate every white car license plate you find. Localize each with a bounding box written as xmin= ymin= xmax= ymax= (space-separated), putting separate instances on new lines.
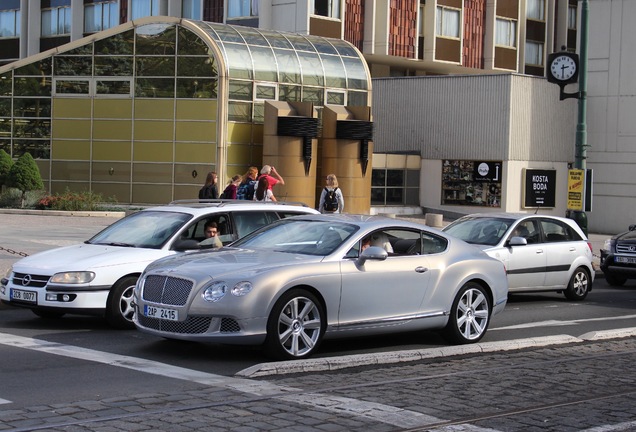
xmin=144 ymin=305 xmax=178 ymax=321
xmin=616 ymin=256 xmax=636 ymax=264
xmin=10 ymin=288 xmax=37 ymax=303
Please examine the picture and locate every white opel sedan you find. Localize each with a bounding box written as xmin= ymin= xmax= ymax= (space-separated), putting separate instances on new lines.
xmin=134 ymin=214 xmax=509 ymax=360
xmin=443 ymin=213 xmax=594 ymax=300
xmin=0 ymin=200 xmax=318 ymax=328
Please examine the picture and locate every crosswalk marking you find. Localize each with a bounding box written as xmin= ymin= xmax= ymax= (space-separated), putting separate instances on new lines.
xmin=0 ymin=332 xmax=460 ymax=430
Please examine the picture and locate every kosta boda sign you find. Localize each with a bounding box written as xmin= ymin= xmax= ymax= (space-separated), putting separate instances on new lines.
xmin=524 ymin=169 xmax=556 ymax=208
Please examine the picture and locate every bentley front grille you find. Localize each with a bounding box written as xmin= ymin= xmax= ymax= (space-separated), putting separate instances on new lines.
xmin=142 ymin=275 xmax=193 ymax=306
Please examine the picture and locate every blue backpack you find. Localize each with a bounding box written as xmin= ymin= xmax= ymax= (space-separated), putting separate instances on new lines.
xmin=236 ymin=180 xmax=256 ymax=200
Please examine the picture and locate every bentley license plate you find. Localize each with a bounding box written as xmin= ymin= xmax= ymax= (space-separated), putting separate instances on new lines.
xmin=144 ymin=305 xmax=178 ymax=321
xmin=10 ymin=288 xmax=37 ymax=303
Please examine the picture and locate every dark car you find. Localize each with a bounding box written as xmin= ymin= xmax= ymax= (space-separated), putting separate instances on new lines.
xmin=600 ymin=224 xmax=636 ymax=286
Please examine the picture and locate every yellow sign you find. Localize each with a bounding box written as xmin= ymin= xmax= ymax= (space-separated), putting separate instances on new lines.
xmin=567 ymin=169 xmax=584 ymax=211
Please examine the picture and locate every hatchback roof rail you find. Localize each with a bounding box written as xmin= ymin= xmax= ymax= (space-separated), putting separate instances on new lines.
xmin=168 ymin=199 xmax=311 ymax=208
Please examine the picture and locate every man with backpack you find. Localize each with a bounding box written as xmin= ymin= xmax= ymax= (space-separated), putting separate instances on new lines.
xmin=318 ymin=173 xmax=345 ymax=213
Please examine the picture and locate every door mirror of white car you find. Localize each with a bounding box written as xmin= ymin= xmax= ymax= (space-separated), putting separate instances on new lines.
xmin=508 ymin=236 xmax=528 ymax=247
xmin=172 ymin=239 xmax=201 ymax=251
xmin=357 ymin=246 xmax=388 ymax=266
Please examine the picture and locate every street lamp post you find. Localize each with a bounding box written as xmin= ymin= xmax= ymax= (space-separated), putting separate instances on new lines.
xmin=571 ymin=0 xmax=590 ymax=235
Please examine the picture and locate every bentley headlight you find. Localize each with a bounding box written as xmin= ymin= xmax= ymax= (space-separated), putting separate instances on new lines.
xmin=202 ymin=281 xmax=227 ymax=302
xmin=231 ymin=281 xmax=253 ymax=296
xmin=50 ymin=271 xmax=96 ymax=284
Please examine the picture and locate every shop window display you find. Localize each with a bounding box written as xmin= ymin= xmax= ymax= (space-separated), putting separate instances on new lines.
xmin=442 ymin=160 xmax=501 ymax=207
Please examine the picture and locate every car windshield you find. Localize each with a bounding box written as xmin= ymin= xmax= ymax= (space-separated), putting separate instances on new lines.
xmin=443 ymin=217 xmax=513 ymax=246
xmin=232 ymin=219 xmax=358 ymax=256
xmin=87 ymin=211 xmax=191 ymax=249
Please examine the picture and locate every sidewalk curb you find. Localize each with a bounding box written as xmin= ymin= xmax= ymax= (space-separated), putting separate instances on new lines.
xmin=0 ymin=208 xmax=125 ymax=218
xmin=236 ymin=329 xmax=636 ymax=378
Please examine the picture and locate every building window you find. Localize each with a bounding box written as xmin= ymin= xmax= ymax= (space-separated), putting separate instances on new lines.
xmin=525 ymin=41 xmax=543 ymax=66
xmin=326 ymin=90 xmax=345 ymax=105
xmin=495 ymin=18 xmax=517 ymax=48
xmin=227 ymin=0 xmax=259 ymax=18
xmin=42 ymin=6 xmax=71 ymax=37
xmin=526 ymin=0 xmax=545 ymax=21
xmin=182 ymin=0 xmax=202 ymax=20
xmin=371 ymin=168 xmax=420 ymax=206
xmin=312 ymin=0 xmax=340 ymax=19
xmin=568 ymin=5 xmax=577 ymax=30
xmin=0 ymin=9 xmax=20 ymax=38
xmin=254 ymin=83 xmax=276 ymax=101
xmin=85 ymin=1 xmax=119 ymax=33
xmin=131 ymin=0 xmax=168 ymax=20
xmin=436 ymin=6 xmax=460 ymax=38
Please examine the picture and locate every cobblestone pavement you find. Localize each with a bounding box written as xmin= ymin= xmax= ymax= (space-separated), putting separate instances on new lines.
xmin=1 ymin=337 xmax=636 ymax=431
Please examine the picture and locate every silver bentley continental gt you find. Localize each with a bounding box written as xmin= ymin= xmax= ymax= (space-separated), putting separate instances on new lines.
xmin=133 ymin=214 xmax=509 ymax=360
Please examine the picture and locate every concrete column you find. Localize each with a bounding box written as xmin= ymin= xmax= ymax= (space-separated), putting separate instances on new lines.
xmin=320 ymin=106 xmax=373 ymax=214
xmin=262 ymin=101 xmax=318 ymax=207
xmin=71 ymin=0 xmax=84 ymax=41
xmin=484 ymin=0 xmax=497 ymax=70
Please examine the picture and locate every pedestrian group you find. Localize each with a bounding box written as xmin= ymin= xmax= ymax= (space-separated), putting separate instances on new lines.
xmin=199 ymin=166 xmax=344 ymax=213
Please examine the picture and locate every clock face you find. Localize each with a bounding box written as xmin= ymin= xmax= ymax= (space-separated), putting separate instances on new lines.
xmin=550 ymin=55 xmax=577 ymax=81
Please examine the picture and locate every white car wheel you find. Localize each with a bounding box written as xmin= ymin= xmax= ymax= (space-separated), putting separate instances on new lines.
xmin=106 ymin=276 xmax=137 ymax=329
xmin=564 ymin=267 xmax=590 ymax=301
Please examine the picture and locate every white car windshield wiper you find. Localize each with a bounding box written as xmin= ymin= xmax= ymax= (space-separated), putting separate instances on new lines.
xmin=91 ymin=241 xmax=136 ymax=247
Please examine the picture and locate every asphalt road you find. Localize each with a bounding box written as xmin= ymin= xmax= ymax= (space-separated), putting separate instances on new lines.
xmin=1 ymin=292 xmax=636 ymax=431
xmin=1 ymin=211 xmax=635 ymax=431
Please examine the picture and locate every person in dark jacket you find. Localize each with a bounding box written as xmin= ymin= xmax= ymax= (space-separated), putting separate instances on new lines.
xmin=199 ymin=172 xmax=218 ymax=200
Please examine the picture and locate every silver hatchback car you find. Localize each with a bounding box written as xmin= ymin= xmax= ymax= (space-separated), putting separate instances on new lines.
xmin=134 ymin=214 xmax=508 ymax=360
xmin=443 ymin=213 xmax=594 ymax=300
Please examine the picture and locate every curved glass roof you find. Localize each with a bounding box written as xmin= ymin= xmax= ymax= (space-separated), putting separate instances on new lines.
xmin=192 ymin=21 xmax=369 ymax=91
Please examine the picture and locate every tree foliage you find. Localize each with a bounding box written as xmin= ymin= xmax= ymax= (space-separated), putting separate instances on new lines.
xmin=6 ymin=153 xmax=44 ymax=208
xmin=0 ymin=149 xmax=12 ymax=187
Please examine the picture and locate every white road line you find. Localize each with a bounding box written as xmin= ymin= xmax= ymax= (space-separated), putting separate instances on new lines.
xmin=492 ymin=314 xmax=636 ymax=330
xmin=0 ymin=398 xmax=12 ymax=405
xmin=0 ymin=332 xmax=458 ymax=430
xmin=581 ymin=421 xmax=636 ymax=431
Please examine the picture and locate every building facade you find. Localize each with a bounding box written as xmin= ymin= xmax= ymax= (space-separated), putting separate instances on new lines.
xmin=1 ymin=1 xmax=578 ymax=77
xmin=372 ymin=73 xmax=577 ymax=218
xmin=9 ymin=1 xmax=625 ymax=229
xmin=0 ymin=17 xmax=373 ymax=210
xmin=584 ymin=0 xmax=636 ymax=233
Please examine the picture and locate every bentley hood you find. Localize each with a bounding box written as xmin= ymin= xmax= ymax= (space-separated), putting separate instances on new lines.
xmin=144 ymin=247 xmax=322 ymax=280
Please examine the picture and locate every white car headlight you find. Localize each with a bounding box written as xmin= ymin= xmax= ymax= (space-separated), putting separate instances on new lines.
xmin=603 ymin=239 xmax=613 ymax=252
xmin=231 ymin=281 xmax=253 ymax=296
xmin=202 ymin=281 xmax=227 ymax=302
xmin=1 ymin=267 xmax=12 ymax=290
xmin=50 ymin=271 xmax=96 ymax=284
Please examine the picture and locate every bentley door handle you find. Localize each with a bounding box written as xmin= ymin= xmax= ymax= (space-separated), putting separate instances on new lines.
xmin=415 ymin=267 xmax=428 ymax=273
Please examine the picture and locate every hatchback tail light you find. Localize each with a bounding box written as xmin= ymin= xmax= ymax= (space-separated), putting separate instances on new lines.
xmin=587 ymin=241 xmax=593 ymax=253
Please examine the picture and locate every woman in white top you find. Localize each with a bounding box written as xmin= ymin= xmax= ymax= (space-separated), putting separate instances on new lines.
xmin=253 ymin=176 xmax=276 ymax=202
xmin=318 ymin=174 xmax=345 ymax=213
